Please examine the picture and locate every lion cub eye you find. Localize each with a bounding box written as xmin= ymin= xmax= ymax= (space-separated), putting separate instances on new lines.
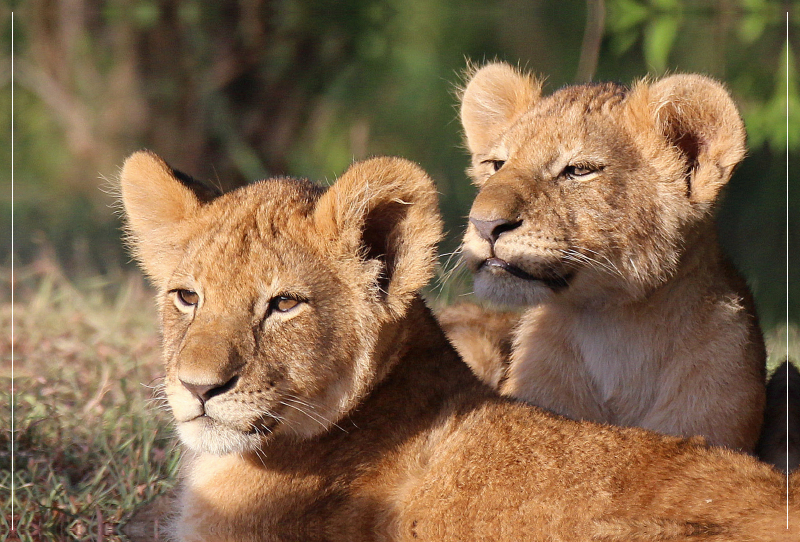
xmin=563 ymin=164 xmax=600 ymax=179
xmin=174 ymin=289 xmax=200 ymax=309
xmin=269 ymin=295 xmax=303 ymax=315
xmin=482 ymin=159 xmax=505 ymax=172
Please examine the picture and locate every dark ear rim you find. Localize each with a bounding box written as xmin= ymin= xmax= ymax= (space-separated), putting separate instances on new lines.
xmin=137 ymin=149 xmax=223 ymax=203
xmin=170 ymin=166 xmax=223 ymax=203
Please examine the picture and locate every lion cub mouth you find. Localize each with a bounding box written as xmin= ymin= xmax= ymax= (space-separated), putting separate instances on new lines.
xmin=481 ymin=257 xmax=571 ymax=290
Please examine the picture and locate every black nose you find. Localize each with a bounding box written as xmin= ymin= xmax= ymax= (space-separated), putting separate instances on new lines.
xmin=469 ymin=217 xmax=521 ymax=245
xmin=180 ymin=375 xmax=239 ymax=403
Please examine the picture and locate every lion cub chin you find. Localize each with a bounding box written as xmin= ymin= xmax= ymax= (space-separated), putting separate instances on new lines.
xmin=440 ymin=61 xmax=766 ymax=453
xmin=120 ymin=152 xmax=794 ymax=541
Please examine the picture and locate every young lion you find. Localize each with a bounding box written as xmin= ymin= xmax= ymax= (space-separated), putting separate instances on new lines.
xmin=440 ymin=62 xmax=766 ymax=453
xmin=120 ymin=151 xmax=794 ymax=541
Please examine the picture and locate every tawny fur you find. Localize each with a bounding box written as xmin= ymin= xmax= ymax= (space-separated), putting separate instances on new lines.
xmin=440 ymin=62 xmax=766 ymax=452
xmin=436 ymin=303 xmax=518 ymax=388
xmin=120 ymin=151 xmax=793 ymax=542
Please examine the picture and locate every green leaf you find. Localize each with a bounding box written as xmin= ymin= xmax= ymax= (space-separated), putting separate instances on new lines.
xmin=133 ymin=1 xmax=160 ymax=29
xmin=611 ymin=28 xmax=641 ymax=56
xmin=643 ymin=16 xmax=680 ymax=73
xmin=737 ymin=13 xmax=767 ymax=45
xmin=742 ymin=41 xmax=800 ymax=152
xmin=606 ymin=0 xmax=650 ymax=32
xmin=649 ymin=0 xmax=681 ymax=11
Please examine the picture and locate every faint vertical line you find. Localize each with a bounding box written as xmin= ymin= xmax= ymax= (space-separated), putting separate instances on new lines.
xmin=786 ymin=9 xmax=790 ymax=532
xmin=10 ymin=9 xmax=15 ymax=530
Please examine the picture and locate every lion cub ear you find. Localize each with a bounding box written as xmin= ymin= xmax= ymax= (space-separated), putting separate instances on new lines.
xmin=314 ymin=157 xmax=442 ymax=317
xmin=119 ymin=150 xmax=221 ymax=287
xmin=637 ymin=74 xmax=746 ymax=204
xmin=460 ymin=61 xmax=542 ymax=158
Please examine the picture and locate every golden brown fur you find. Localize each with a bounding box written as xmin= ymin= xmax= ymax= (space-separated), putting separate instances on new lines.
xmin=121 ymin=151 xmax=793 ymax=541
xmin=435 ymin=303 xmax=518 ymax=388
xmin=441 ymin=62 xmax=766 ymax=452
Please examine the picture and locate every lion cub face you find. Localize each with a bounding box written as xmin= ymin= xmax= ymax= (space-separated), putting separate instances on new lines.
xmin=120 ymin=153 xmax=440 ymax=455
xmin=459 ymin=63 xmax=745 ymax=306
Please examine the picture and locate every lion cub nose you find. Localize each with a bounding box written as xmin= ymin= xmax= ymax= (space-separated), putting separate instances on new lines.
xmin=470 ymin=217 xmax=521 ymax=245
xmin=180 ymin=375 xmax=239 ymax=403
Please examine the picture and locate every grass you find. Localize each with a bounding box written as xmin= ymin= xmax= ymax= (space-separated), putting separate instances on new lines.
xmin=2 ymin=257 xmax=180 ymax=541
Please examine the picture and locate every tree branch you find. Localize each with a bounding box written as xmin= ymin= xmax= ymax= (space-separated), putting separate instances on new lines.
xmin=576 ymin=0 xmax=606 ymax=83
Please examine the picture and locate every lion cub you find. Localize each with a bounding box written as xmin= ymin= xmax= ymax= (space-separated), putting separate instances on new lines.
xmin=441 ymin=62 xmax=766 ymax=452
xmin=120 ymin=151 xmax=794 ymax=541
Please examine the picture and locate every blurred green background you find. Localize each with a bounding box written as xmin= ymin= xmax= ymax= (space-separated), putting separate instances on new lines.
xmin=2 ymin=0 xmax=798 ymax=329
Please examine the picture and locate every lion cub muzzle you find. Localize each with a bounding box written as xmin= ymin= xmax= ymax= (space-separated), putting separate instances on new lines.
xmin=465 ymin=178 xmax=573 ymax=303
xmin=176 ymin=325 xmax=245 ymax=404
xmin=469 ymin=217 xmax=521 ymax=246
xmin=180 ymin=375 xmax=239 ymax=404
xmin=169 ymin=312 xmax=249 ymax=415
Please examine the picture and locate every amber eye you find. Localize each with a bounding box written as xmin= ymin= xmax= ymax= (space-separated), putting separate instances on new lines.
xmin=564 ymin=164 xmax=598 ymax=178
xmin=176 ymin=289 xmax=199 ymax=307
xmin=480 ymin=159 xmax=505 ymax=172
xmin=485 ymin=159 xmax=505 ymax=172
xmin=270 ymin=295 xmax=302 ymax=314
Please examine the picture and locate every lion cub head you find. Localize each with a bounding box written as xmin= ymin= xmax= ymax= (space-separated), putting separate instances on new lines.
xmin=459 ymin=62 xmax=745 ymax=306
xmin=120 ymin=152 xmax=441 ymax=455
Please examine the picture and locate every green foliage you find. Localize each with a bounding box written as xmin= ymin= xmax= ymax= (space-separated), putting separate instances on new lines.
xmin=743 ymin=42 xmax=800 ymax=152
xmin=642 ymin=14 xmax=679 ymax=73
xmin=605 ymin=0 xmax=797 ymax=153
xmin=8 ymin=2 xmax=794 ymax=257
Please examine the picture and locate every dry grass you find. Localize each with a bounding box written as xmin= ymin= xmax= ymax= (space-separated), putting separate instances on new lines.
xmin=2 ymin=257 xmax=180 ymax=541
